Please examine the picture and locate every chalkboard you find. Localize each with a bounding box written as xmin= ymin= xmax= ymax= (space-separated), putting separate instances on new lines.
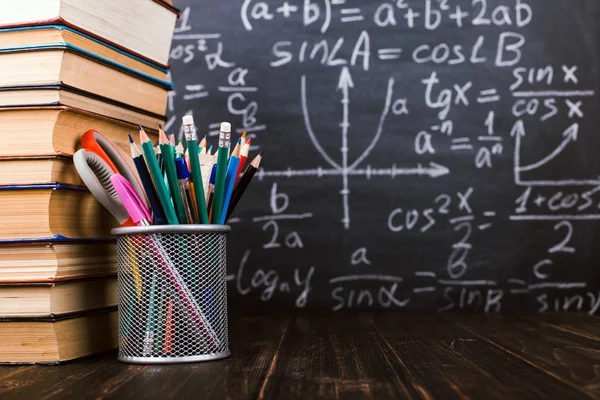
xmin=166 ymin=0 xmax=600 ymax=313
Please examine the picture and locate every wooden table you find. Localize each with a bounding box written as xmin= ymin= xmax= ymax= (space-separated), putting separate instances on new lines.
xmin=1 ymin=314 xmax=600 ymax=399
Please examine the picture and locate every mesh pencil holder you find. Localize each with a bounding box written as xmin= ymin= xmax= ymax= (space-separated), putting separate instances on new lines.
xmin=111 ymin=225 xmax=231 ymax=364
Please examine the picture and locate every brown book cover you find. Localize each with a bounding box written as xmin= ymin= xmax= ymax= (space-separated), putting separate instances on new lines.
xmin=0 ymin=104 xmax=160 ymax=157
xmin=0 ymin=277 xmax=117 ymax=317
xmin=0 ymin=239 xmax=116 ymax=283
xmin=0 ymin=184 xmax=117 ymax=240
xmin=0 ymin=155 xmax=83 ymax=186
xmin=0 ymin=307 xmax=117 ymax=364
xmin=0 ymin=46 xmax=170 ymax=116
xmin=0 ymin=0 xmax=179 ymax=67
xmin=0 ymin=26 xmax=170 ymax=81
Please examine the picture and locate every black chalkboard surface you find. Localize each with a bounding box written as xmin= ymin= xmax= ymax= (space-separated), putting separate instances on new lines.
xmin=167 ymin=0 xmax=600 ymax=313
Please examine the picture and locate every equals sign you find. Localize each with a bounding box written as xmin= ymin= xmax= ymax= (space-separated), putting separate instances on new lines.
xmin=378 ymin=48 xmax=402 ymax=60
xmin=208 ymin=122 xmax=220 ymax=137
xmin=477 ymin=89 xmax=500 ymax=104
xmin=451 ymin=138 xmax=473 ymax=151
xmin=183 ymin=84 xmax=209 ymax=100
xmin=478 ymin=211 xmax=496 ymax=230
xmin=340 ymin=8 xmax=363 ymax=22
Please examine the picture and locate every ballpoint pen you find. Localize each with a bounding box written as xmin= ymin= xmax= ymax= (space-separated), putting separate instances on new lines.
xmin=207 ymin=163 xmax=217 ymax=219
xmin=176 ymin=157 xmax=200 ymax=224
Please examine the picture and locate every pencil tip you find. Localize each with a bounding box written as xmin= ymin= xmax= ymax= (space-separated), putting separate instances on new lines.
xmin=158 ymin=128 xmax=169 ymax=145
xmin=159 ymin=123 xmax=163 ymax=129
xmin=232 ymin=143 xmax=241 ymax=157
xmin=139 ymin=128 xmax=150 ymax=143
xmin=128 ymin=134 xmax=134 ymax=144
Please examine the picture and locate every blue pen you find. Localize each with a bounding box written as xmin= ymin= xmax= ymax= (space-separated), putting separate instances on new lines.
xmin=129 ymin=135 xmax=166 ymax=224
xmin=207 ymin=163 xmax=218 ymax=216
xmin=219 ymin=148 xmax=240 ymax=224
xmin=175 ymin=157 xmax=199 ymax=224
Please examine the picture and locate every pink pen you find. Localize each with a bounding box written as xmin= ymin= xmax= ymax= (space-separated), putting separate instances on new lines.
xmin=110 ymin=174 xmax=152 ymax=226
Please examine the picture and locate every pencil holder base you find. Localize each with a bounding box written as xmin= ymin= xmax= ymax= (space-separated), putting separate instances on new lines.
xmin=112 ymin=225 xmax=231 ymax=365
xmin=118 ymin=350 xmax=231 ymax=364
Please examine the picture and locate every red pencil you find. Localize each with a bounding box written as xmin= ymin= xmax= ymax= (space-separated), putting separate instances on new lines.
xmin=163 ymin=298 xmax=174 ymax=354
xmin=235 ymin=138 xmax=251 ymax=185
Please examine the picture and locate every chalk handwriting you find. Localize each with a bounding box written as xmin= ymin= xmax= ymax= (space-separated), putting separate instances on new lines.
xmin=168 ymin=0 xmax=599 ymax=313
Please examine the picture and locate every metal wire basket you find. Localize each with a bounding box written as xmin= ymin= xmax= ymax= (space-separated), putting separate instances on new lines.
xmin=111 ymin=225 xmax=230 ymax=364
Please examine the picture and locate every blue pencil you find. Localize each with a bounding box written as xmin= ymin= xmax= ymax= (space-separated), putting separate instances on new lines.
xmin=219 ymin=146 xmax=240 ymax=224
xmin=129 ymin=135 xmax=166 ymax=224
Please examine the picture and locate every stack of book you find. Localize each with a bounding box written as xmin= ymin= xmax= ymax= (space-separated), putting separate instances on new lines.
xmin=0 ymin=0 xmax=178 ymax=363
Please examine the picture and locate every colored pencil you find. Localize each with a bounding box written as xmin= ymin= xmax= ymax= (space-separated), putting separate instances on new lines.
xmin=211 ymin=122 xmax=231 ymax=223
xmin=226 ymin=152 xmax=262 ymax=221
xmin=139 ymin=126 xmax=178 ymax=224
xmin=159 ymin=132 xmax=186 ymax=224
xmin=157 ymin=125 xmax=170 ymax=197
xmin=235 ymin=138 xmax=251 ymax=185
xmin=219 ymin=144 xmax=240 ymax=224
xmin=229 ymin=143 xmax=240 ymax=166
xmin=129 ymin=134 xmax=166 ymax=224
xmin=182 ymin=115 xmax=209 ymax=224
xmin=163 ymin=298 xmax=174 ymax=354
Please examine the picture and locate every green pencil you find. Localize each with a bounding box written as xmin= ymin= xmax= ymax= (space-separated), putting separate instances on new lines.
xmin=212 ymin=122 xmax=231 ymax=224
xmin=160 ymin=142 xmax=186 ymax=224
xmin=139 ymin=127 xmax=178 ymax=224
xmin=182 ymin=115 xmax=209 ymax=224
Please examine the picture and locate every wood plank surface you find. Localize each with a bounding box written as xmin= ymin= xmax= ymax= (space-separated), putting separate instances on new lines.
xmin=257 ymin=314 xmax=399 ymax=399
xmin=0 ymin=314 xmax=598 ymax=400
xmin=534 ymin=314 xmax=600 ymax=342
xmin=107 ymin=315 xmax=290 ymax=399
xmin=0 ymin=316 xmax=289 ymax=400
xmin=372 ymin=314 xmax=589 ymax=400
xmin=455 ymin=316 xmax=600 ymax=399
